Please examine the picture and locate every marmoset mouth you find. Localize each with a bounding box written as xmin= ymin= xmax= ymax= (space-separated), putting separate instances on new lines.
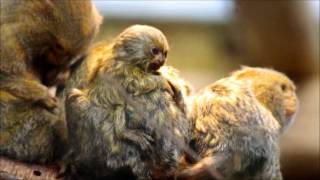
xmin=147 ymin=59 xmax=165 ymax=72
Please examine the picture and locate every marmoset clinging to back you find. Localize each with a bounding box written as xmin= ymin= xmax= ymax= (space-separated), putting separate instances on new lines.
xmin=177 ymin=67 xmax=298 ymax=180
xmin=0 ymin=0 xmax=102 ymax=163
xmin=64 ymin=25 xmax=191 ymax=179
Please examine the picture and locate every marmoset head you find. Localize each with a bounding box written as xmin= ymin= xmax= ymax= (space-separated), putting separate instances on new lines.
xmin=45 ymin=0 xmax=101 ymax=65
xmin=112 ymin=25 xmax=169 ymax=72
xmin=30 ymin=0 xmax=102 ymax=86
xmin=232 ymin=67 xmax=298 ymax=133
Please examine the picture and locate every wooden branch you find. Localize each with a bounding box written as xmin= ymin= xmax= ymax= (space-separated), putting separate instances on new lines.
xmin=0 ymin=157 xmax=62 ymax=180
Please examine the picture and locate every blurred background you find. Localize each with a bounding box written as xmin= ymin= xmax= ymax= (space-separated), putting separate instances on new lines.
xmin=93 ymin=1 xmax=319 ymax=179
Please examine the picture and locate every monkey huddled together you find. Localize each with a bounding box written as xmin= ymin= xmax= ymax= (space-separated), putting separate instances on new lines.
xmin=176 ymin=67 xmax=298 ymax=180
xmin=0 ymin=0 xmax=102 ymax=165
xmin=0 ymin=1 xmax=298 ymax=180
xmin=62 ymin=25 xmax=191 ymax=179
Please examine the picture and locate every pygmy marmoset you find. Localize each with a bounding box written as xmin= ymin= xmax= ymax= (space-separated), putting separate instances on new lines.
xmin=177 ymin=67 xmax=298 ymax=180
xmin=0 ymin=0 xmax=102 ymax=164
xmin=64 ymin=25 xmax=191 ymax=179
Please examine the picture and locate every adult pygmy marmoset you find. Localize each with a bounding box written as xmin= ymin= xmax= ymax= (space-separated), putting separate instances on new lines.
xmin=64 ymin=25 xmax=191 ymax=179
xmin=178 ymin=67 xmax=298 ymax=180
xmin=0 ymin=0 xmax=102 ymax=164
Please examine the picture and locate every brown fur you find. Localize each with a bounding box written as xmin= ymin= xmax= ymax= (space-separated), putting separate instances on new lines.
xmin=62 ymin=25 xmax=190 ymax=179
xmin=177 ymin=67 xmax=298 ymax=180
xmin=0 ymin=0 xmax=102 ymax=164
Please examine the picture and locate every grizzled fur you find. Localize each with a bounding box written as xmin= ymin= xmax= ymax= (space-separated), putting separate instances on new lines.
xmin=190 ymin=78 xmax=281 ymax=180
xmin=0 ymin=0 xmax=101 ymax=163
xmin=0 ymin=91 xmax=67 ymax=164
xmin=63 ymin=25 xmax=191 ymax=179
xmin=178 ymin=67 xmax=298 ymax=180
xmin=232 ymin=67 xmax=298 ymax=134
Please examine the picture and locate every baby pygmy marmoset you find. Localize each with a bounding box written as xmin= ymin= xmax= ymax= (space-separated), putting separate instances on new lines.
xmin=64 ymin=25 xmax=191 ymax=179
xmin=0 ymin=0 xmax=101 ymax=163
xmin=178 ymin=67 xmax=298 ymax=180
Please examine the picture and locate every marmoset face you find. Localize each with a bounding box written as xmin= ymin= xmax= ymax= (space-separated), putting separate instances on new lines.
xmin=113 ymin=25 xmax=170 ymax=72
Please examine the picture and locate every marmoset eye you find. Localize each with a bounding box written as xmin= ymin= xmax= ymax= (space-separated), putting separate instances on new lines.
xmin=151 ymin=47 xmax=160 ymax=55
xmin=281 ymin=84 xmax=287 ymax=91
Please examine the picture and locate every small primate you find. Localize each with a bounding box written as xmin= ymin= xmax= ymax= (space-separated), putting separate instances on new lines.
xmin=232 ymin=67 xmax=298 ymax=134
xmin=177 ymin=67 xmax=298 ymax=180
xmin=0 ymin=0 xmax=102 ymax=164
xmin=64 ymin=25 xmax=191 ymax=179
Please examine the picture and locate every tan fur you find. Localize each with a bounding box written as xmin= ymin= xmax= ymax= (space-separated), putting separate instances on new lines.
xmin=0 ymin=0 xmax=101 ymax=164
xmin=63 ymin=25 xmax=190 ymax=179
xmin=178 ymin=67 xmax=298 ymax=180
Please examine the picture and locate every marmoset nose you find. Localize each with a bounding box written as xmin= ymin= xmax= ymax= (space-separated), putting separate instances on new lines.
xmin=158 ymin=54 xmax=166 ymax=66
xmin=147 ymin=55 xmax=166 ymax=71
